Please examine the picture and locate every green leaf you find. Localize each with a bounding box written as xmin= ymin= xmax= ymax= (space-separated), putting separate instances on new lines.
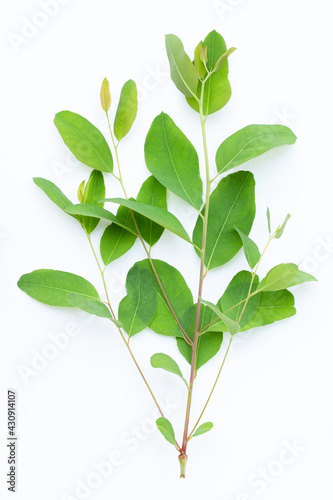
xmin=192 ymin=422 xmax=213 ymax=438
xmin=17 ymin=269 xmax=99 ymax=307
xmin=258 ymin=264 xmax=299 ymax=292
xmin=193 ymin=171 xmax=255 ymax=270
xmin=219 ymin=271 xmax=260 ymax=328
xmin=200 ymin=299 xmax=240 ymax=335
xmin=144 ymin=112 xmax=203 ymax=209
xmin=187 ymin=30 xmax=232 ymax=115
xmin=136 ymin=176 xmax=167 ymax=246
xmin=33 ymin=177 xmax=78 ymax=219
xmin=234 ymin=227 xmax=260 ymax=269
xmin=66 ymin=293 xmax=113 ymax=320
xmin=177 ymin=304 xmax=223 ymax=368
xmin=54 ymin=111 xmax=113 ymax=173
xmin=65 ymin=204 xmax=138 ymax=235
xmin=266 ymin=207 xmax=271 ymax=234
xmin=156 ymin=417 xmax=176 ymax=446
xmin=216 ymin=124 xmax=297 ymax=175
xmin=288 ymin=270 xmax=317 ymax=287
xmin=274 ymin=213 xmax=291 ymax=239
xmin=165 ymin=34 xmax=198 ymax=97
xmin=114 ymin=79 xmax=138 ymax=141
xmin=81 ymin=170 xmax=106 ymax=234
xmin=150 ymin=353 xmax=187 ymax=386
xmin=213 ymin=47 xmax=237 ymax=72
xmin=135 ymin=259 xmax=193 ymax=338
xmin=118 ymin=266 xmax=157 ymax=337
xmin=242 ymin=290 xmax=296 ymax=330
xmin=103 ymin=197 xmax=192 ymax=244
xmin=100 ymin=203 xmax=137 ymax=266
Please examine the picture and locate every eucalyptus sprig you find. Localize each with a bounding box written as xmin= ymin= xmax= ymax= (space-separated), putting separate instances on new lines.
xmin=17 ymin=30 xmax=316 ymax=478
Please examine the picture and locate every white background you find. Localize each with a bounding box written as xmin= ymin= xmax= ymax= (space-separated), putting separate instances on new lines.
xmin=1 ymin=0 xmax=332 ymax=499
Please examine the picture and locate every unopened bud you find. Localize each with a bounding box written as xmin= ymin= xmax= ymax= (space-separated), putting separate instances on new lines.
xmin=100 ymin=77 xmax=111 ymax=112
xmin=77 ymin=180 xmax=85 ymax=203
xmin=199 ymin=45 xmax=208 ymax=64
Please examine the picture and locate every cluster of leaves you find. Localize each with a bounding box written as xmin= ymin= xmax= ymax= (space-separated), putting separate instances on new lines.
xmin=17 ymin=30 xmax=315 ymax=469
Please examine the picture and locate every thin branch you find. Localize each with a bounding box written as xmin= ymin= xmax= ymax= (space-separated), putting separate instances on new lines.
xmin=85 ymin=232 xmax=183 ymax=450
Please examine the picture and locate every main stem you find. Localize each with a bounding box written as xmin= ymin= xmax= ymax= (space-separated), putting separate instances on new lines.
xmin=180 ymin=85 xmax=210 ymax=470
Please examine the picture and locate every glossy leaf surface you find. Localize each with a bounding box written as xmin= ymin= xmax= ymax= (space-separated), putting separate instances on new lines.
xmin=165 ymin=34 xmax=198 ymax=97
xmin=242 ymin=290 xmax=296 ymax=330
xmin=135 ymin=259 xmax=193 ymax=338
xmin=18 ymin=269 xmax=99 ymax=307
xmin=144 ymin=112 xmax=203 ymax=209
xmin=114 ymin=79 xmax=138 ymax=141
xmin=219 ymin=271 xmax=260 ymax=328
xmin=193 ymin=171 xmax=255 ymax=270
xmin=136 ymin=176 xmax=167 ymax=246
xmin=216 ymin=124 xmax=296 ymax=175
xmin=54 ymin=111 xmax=113 ymax=173
xmin=118 ymin=266 xmax=157 ymax=337
xmin=104 ymin=197 xmax=192 ymax=243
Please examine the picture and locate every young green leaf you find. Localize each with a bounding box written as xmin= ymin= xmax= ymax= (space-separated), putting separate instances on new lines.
xmin=258 ymin=264 xmax=299 ymax=292
xmin=81 ymin=170 xmax=106 ymax=234
xmin=17 ymin=269 xmax=99 ymax=307
xmin=274 ymin=213 xmax=291 ymax=239
xmin=33 ymin=177 xmax=77 ymax=219
xmin=54 ymin=111 xmax=113 ymax=173
xmin=103 ymin=197 xmax=192 ymax=244
xmin=213 ymin=47 xmax=236 ymax=73
xmin=156 ymin=417 xmax=176 ymax=446
xmin=65 ymin=204 xmax=138 ymax=235
xmin=114 ymin=79 xmax=138 ymax=141
xmin=100 ymin=203 xmax=137 ymax=266
xmin=219 ymin=271 xmax=260 ymax=327
xmin=150 ymin=353 xmax=187 ymax=386
xmin=216 ymin=124 xmax=297 ymax=175
xmin=191 ymin=422 xmax=213 ymax=438
xmin=100 ymin=77 xmax=111 ymax=112
xmin=193 ymin=42 xmax=206 ymax=78
xmin=193 ymin=171 xmax=255 ymax=270
xmin=266 ymin=207 xmax=271 ymax=234
xmin=135 ymin=176 xmax=167 ymax=246
xmin=66 ymin=293 xmax=113 ymax=320
xmin=287 ymin=270 xmax=317 ymax=287
xmin=144 ymin=112 xmax=203 ymax=209
xmin=135 ymin=259 xmax=193 ymax=338
xmin=118 ymin=266 xmax=157 ymax=337
xmin=234 ymin=227 xmax=260 ymax=269
xmin=186 ymin=30 xmax=232 ymax=115
xmin=242 ymin=290 xmax=296 ymax=330
xmin=200 ymin=299 xmax=240 ymax=335
xmin=165 ymin=34 xmax=198 ymax=97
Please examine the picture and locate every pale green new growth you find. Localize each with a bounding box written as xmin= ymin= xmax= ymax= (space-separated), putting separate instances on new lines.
xmin=17 ymin=29 xmax=315 ymax=479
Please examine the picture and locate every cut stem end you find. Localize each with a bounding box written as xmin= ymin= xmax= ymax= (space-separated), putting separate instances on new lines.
xmin=178 ymin=453 xmax=188 ymax=478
